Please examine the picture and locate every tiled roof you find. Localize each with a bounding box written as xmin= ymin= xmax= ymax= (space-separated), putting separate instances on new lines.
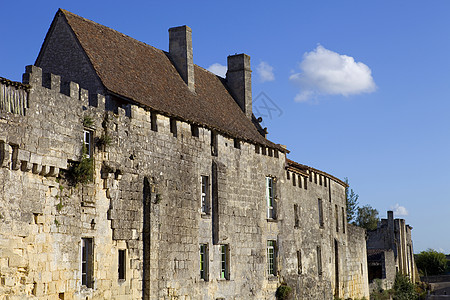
xmin=0 ymin=77 xmax=30 ymax=90
xmin=286 ymin=158 xmax=347 ymax=186
xmin=59 ymin=9 xmax=284 ymax=151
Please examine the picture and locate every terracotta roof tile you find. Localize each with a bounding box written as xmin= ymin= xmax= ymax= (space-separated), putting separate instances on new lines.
xmin=60 ymin=9 xmax=283 ymax=151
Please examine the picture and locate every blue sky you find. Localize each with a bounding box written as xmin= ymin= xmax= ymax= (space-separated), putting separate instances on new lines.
xmin=1 ymin=1 xmax=450 ymax=253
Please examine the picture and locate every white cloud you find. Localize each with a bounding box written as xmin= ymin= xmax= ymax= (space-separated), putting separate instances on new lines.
xmin=256 ymin=61 xmax=275 ymax=82
xmin=207 ymin=63 xmax=227 ymax=78
xmin=289 ymin=45 xmax=376 ymax=102
xmin=391 ymin=203 xmax=408 ymax=216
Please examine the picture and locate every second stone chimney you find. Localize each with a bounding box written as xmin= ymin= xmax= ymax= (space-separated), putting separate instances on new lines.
xmin=226 ymin=54 xmax=252 ymax=119
xmin=169 ymin=25 xmax=195 ymax=92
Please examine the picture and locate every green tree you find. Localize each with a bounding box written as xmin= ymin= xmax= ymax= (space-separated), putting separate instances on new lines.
xmin=355 ymin=205 xmax=379 ymax=231
xmin=344 ymin=177 xmax=359 ymax=223
xmin=415 ymin=249 xmax=447 ymax=276
xmin=393 ymin=273 xmax=416 ymax=300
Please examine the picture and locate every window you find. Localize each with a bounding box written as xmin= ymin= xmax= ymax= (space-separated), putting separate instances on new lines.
xmin=319 ymin=175 xmax=323 ymax=186
xmin=261 ymin=147 xmax=267 ymax=155
xmin=297 ymin=250 xmax=302 ymax=274
xmin=83 ymin=130 xmax=93 ymax=158
xmin=342 ymin=207 xmax=346 ymax=234
xmin=335 ymin=204 xmax=339 ymax=232
xmin=292 ymin=174 xmax=296 ymax=186
xmin=81 ymin=238 xmax=93 ymax=288
xmin=324 ymin=177 xmax=328 ymax=187
xmin=118 ymin=249 xmax=126 ymax=280
xmin=211 ymin=131 xmax=218 ymax=156
xmin=267 ymin=240 xmax=276 ymax=276
xmin=294 ymin=204 xmax=300 ymax=228
xmin=274 ymin=150 xmax=279 ymax=158
xmin=298 ymin=175 xmax=302 ymax=188
xmin=317 ymin=246 xmax=322 ymax=276
xmin=309 ymin=172 xmax=312 ymax=182
xmin=286 ymin=171 xmax=290 ymax=180
xmin=314 ymin=173 xmax=317 ymax=184
xmin=220 ymin=244 xmax=230 ymax=280
xmin=170 ymin=118 xmax=177 ymax=137
xmin=304 ymin=177 xmax=308 ymax=190
xmin=255 ymin=144 xmax=260 ymax=154
xmin=201 ymin=176 xmax=210 ymax=214
xmin=268 ymin=148 xmax=273 ymax=157
xmin=191 ymin=124 xmax=199 ymax=137
xmin=200 ymin=244 xmax=208 ymax=280
xmin=318 ymin=199 xmax=324 ymax=227
xmin=150 ymin=111 xmax=158 ymax=131
xmin=233 ymin=138 xmax=240 ymax=149
xmin=266 ymin=177 xmax=276 ymax=219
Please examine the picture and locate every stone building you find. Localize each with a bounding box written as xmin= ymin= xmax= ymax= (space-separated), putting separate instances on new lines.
xmin=367 ymin=210 xmax=417 ymax=290
xmin=0 ymin=9 xmax=369 ymax=299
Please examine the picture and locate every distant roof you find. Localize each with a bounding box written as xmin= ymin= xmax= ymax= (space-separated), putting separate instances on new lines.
xmin=0 ymin=77 xmax=30 ymax=90
xmin=286 ymin=158 xmax=347 ymax=186
xmin=57 ymin=9 xmax=284 ymax=151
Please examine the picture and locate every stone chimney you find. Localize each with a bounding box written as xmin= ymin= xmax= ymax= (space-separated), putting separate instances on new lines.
xmin=169 ymin=25 xmax=195 ymax=92
xmin=226 ymin=54 xmax=252 ymax=119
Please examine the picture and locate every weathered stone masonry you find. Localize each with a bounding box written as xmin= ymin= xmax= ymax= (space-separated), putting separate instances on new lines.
xmin=0 ymin=9 xmax=369 ymax=300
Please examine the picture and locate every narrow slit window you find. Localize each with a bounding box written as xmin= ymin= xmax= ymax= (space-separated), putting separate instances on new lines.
xmin=150 ymin=111 xmax=158 ymax=132
xmin=304 ymin=177 xmax=308 ymax=190
xmin=335 ymin=204 xmax=339 ymax=233
xmin=211 ymin=131 xmax=218 ymax=156
xmin=266 ymin=177 xmax=276 ymax=219
xmin=297 ymin=250 xmax=302 ymax=274
xmin=118 ymin=249 xmax=126 ymax=280
xmin=318 ymin=199 xmax=324 ymax=227
xmin=317 ymin=246 xmax=322 ymax=276
xmin=292 ymin=174 xmax=296 ymax=186
xmin=201 ymin=175 xmax=210 ymax=214
xmin=200 ymin=244 xmax=208 ymax=281
xmin=255 ymin=144 xmax=260 ymax=154
xmin=294 ymin=204 xmax=299 ymax=228
xmin=220 ymin=244 xmax=230 ymax=280
xmin=342 ymin=207 xmax=346 ymax=234
xmin=81 ymin=238 xmax=93 ymax=288
xmin=170 ymin=118 xmax=177 ymax=137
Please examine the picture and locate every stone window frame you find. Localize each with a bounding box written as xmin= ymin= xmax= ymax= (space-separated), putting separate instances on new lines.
xmin=199 ymin=243 xmax=209 ymax=281
xmin=81 ymin=237 xmax=94 ymax=288
xmin=118 ymin=249 xmax=126 ymax=281
xmin=267 ymin=240 xmax=277 ymax=276
xmin=318 ymin=198 xmax=324 ymax=228
xmin=317 ymin=245 xmax=323 ymax=276
xmin=201 ymin=175 xmax=210 ymax=215
xmin=266 ymin=176 xmax=276 ymax=220
xmin=83 ymin=129 xmax=93 ymax=158
xmin=220 ymin=244 xmax=230 ymax=280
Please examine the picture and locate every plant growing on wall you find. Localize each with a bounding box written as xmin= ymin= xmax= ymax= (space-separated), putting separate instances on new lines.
xmin=275 ymin=284 xmax=291 ymax=300
xmin=82 ymin=115 xmax=94 ymax=128
xmin=70 ymin=145 xmax=93 ymax=184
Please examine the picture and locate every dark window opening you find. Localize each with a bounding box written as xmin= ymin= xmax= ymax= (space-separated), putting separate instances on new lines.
xmin=81 ymin=238 xmax=93 ymax=288
xmin=170 ymin=118 xmax=177 ymax=137
xmin=255 ymin=144 xmax=260 ymax=154
xmin=191 ymin=124 xmax=199 ymax=137
xmin=211 ymin=131 xmax=218 ymax=156
xmin=150 ymin=111 xmax=158 ymax=132
xmin=233 ymin=138 xmax=240 ymax=149
xmin=297 ymin=250 xmax=302 ymax=274
xmin=200 ymin=244 xmax=208 ymax=281
xmin=294 ymin=204 xmax=299 ymax=228
xmin=118 ymin=249 xmax=126 ymax=280
xmin=318 ymin=199 xmax=324 ymax=228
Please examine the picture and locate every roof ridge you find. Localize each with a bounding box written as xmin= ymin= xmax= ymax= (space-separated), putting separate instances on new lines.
xmin=60 ymin=9 xmax=166 ymax=55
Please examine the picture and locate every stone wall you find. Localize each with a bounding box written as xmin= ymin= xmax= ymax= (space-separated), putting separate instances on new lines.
xmin=0 ymin=65 xmax=369 ymax=299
